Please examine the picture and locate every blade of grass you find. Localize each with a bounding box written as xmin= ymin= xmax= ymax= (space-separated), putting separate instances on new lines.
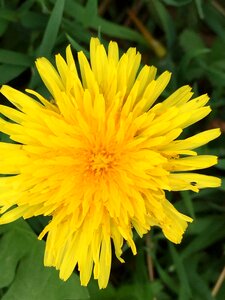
xmin=181 ymin=216 xmax=225 ymax=259
xmin=154 ymin=259 xmax=177 ymax=293
xmin=66 ymin=34 xmax=89 ymax=58
xmin=0 ymin=65 xmax=27 ymax=84
xmin=169 ymin=244 xmax=192 ymax=299
xmin=145 ymin=0 xmax=176 ymax=49
xmin=37 ymin=0 xmax=65 ymax=57
xmin=61 ymin=0 xmax=145 ymax=44
xmin=187 ymin=265 xmax=214 ymax=300
xmin=0 ymin=50 xmax=33 ymax=66
xmin=180 ymin=191 xmax=195 ymax=218
xmin=195 ymin=0 xmax=204 ymax=19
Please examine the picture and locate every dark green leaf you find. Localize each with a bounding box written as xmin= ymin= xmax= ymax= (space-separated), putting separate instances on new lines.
xmin=187 ymin=265 xmax=214 ymax=300
xmin=0 ymin=9 xmax=17 ymax=22
xmin=154 ymin=260 xmax=177 ymax=293
xmin=217 ymin=159 xmax=225 ymax=170
xmin=0 ymin=220 xmax=89 ymax=300
xmin=146 ymin=0 xmax=176 ymax=48
xmin=21 ymin=12 xmax=48 ymax=30
xmin=180 ymin=191 xmax=196 ymax=218
xmin=62 ymin=0 xmax=144 ymax=44
xmin=181 ymin=216 xmax=225 ymax=258
xmin=84 ymin=0 xmax=98 ymax=27
xmin=169 ymin=244 xmax=192 ymax=299
xmin=203 ymin=2 xmax=225 ymax=39
xmin=162 ymin=0 xmax=192 ymax=6
xmin=0 ymin=50 xmax=32 ymax=66
xmin=66 ymin=34 xmax=89 ymax=58
xmin=37 ymin=0 xmax=65 ymax=57
xmin=194 ymin=0 xmax=204 ymax=19
xmin=179 ymin=29 xmax=205 ymax=53
xmin=0 ymin=19 xmax=8 ymax=36
xmin=0 ymin=65 xmax=27 ymax=84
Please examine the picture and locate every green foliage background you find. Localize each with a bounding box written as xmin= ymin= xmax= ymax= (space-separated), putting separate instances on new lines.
xmin=0 ymin=0 xmax=225 ymax=299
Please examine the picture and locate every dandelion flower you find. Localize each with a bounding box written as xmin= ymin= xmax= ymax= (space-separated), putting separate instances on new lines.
xmin=0 ymin=38 xmax=221 ymax=288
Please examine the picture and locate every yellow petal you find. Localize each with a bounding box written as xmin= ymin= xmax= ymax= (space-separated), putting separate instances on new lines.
xmin=166 ymin=155 xmax=218 ymax=171
xmin=169 ymin=173 xmax=221 ymax=192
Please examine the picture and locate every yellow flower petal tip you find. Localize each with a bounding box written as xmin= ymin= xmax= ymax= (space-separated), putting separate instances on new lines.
xmin=0 ymin=37 xmax=221 ymax=288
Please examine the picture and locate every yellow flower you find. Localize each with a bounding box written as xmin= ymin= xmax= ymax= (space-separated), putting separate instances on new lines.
xmin=0 ymin=38 xmax=221 ymax=288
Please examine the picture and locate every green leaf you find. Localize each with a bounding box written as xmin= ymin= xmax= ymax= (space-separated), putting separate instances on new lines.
xmin=181 ymin=216 xmax=225 ymax=259
xmin=179 ymin=29 xmax=206 ymax=53
xmin=0 ymin=132 xmax=11 ymax=143
xmin=84 ymin=0 xmax=98 ymax=27
xmin=187 ymin=265 xmax=214 ymax=300
xmin=195 ymin=0 xmax=204 ymax=19
xmin=62 ymin=0 xmax=144 ymax=44
xmin=169 ymin=244 xmax=192 ymax=299
xmin=204 ymin=65 xmax=225 ymax=87
xmin=178 ymin=48 xmax=210 ymax=81
xmin=180 ymin=191 xmax=195 ymax=218
xmin=161 ymin=0 xmax=192 ymax=6
xmin=178 ymin=30 xmax=210 ymax=79
xmin=0 ymin=223 xmax=33 ymax=288
xmin=88 ymin=280 xmax=115 ymax=300
xmin=154 ymin=259 xmax=177 ymax=293
xmin=37 ymin=0 xmax=65 ymax=57
xmin=0 ymin=49 xmax=32 ymax=66
xmin=17 ymin=0 xmax=36 ymax=14
xmin=219 ymin=177 xmax=225 ymax=191
xmin=217 ymin=282 xmax=225 ymax=300
xmin=63 ymin=19 xmax=92 ymax=44
xmin=146 ymin=0 xmax=176 ymax=48
xmin=21 ymin=12 xmax=48 ymax=30
xmin=0 ymin=19 xmax=8 ymax=36
xmin=0 ymin=64 xmax=27 ymax=84
xmin=66 ymin=34 xmax=90 ymax=58
xmin=187 ymin=216 xmax=223 ymax=235
xmin=203 ymin=2 xmax=225 ymax=39
xmin=0 ymin=220 xmax=89 ymax=300
xmin=217 ymin=159 xmax=225 ymax=170
xmin=0 ymin=9 xmax=17 ymax=22
xmin=209 ymin=38 xmax=225 ymax=63
xmin=90 ymin=17 xmax=144 ymax=44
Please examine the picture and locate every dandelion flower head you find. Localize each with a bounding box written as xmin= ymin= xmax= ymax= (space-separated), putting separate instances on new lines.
xmin=0 ymin=38 xmax=221 ymax=288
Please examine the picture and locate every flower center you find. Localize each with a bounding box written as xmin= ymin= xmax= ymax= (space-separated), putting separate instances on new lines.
xmin=87 ymin=150 xmax=116 ymax=177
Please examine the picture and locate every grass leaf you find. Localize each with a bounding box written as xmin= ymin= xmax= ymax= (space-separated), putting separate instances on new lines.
xmin=37 ymin=0 xmax=65 ymax=57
